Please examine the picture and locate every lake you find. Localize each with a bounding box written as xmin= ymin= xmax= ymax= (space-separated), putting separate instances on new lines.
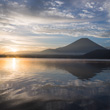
xmin=0 ymin=58 xmax=110 ymax=110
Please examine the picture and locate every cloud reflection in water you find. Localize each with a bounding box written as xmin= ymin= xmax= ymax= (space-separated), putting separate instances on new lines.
xmin=0 ymin=58 xmax=110 ymax=110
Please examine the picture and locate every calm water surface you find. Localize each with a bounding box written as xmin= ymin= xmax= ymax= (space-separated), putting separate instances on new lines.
xmin=0 ymin=58 xmax=110 ymax=110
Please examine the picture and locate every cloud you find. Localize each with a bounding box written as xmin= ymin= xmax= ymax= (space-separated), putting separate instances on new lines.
xmin=100 ymin=30 xmax=110 ymax=38
xmin=85 ymin=2 xmax=94 ymax=9
xmin=30 ymin=22 xmax=110 ymax=38
xmin=0 ymin=0 xmax=107 ymax=24
xmin=79 ymin=13 xmax=94 ymax=18
xmin=0 ymin=0 xmax=110 ymax=51
xmin=103 ymin=0 xmax=110 ymax=19
xmin=0 ymin=0 xmax=75 ymax=24
xmin=99 ymin=7 xmax=104 ymax=11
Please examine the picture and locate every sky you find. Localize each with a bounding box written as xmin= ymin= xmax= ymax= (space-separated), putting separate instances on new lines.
xmin=0 ymin=0 xmax=110 ymax=53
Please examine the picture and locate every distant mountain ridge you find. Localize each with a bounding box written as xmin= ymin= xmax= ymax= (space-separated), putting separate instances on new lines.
xmin=2 ymin=38 xmax=109 ymax=59
xmin=41 ymin=38 xmax=106 ymax=55
xmin=84 ymin=49 xmax=110 ymax=59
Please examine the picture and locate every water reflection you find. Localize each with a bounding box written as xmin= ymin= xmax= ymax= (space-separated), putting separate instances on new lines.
xmin=0 ymin=58 xmax=110 ymax=110
xmin=42 ymin=61 xmax=110 ymax=80
xmin=1 ymin=58 xmax=110 ymax=80
xmin=12 ymin=58 xmax=16 ymax=70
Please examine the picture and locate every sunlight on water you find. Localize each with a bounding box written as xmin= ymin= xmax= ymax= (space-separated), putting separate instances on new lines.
xmin=0 ymin=58 xmax=55 ymax=81
xmin=0 ymin=58 xmax=110 ymax=110
xmin=12 ymin=58 xmax=16 ymax=70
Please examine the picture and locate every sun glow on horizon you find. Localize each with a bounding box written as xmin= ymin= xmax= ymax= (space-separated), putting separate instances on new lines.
xmin=11 ymin=48 xmax=18 ymax=53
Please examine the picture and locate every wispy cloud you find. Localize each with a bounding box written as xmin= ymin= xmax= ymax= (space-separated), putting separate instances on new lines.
xmin=0 ymin=0 xmax=110 ymax=52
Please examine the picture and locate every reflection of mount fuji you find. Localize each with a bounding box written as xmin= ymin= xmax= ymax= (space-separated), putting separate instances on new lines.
xmin=41 ymin=38 xmax=105 ymax=55
xmin=43 ymin=61 xmax=110 ymax=80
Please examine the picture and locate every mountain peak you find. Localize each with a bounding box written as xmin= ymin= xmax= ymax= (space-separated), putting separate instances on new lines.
xmin=74 ymin=38 xmax=94 ymax=43
xmin=79 ymin=38 xmax=89 ymax=40
xmin=41 ymin=38 xmax=106 ymax=55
